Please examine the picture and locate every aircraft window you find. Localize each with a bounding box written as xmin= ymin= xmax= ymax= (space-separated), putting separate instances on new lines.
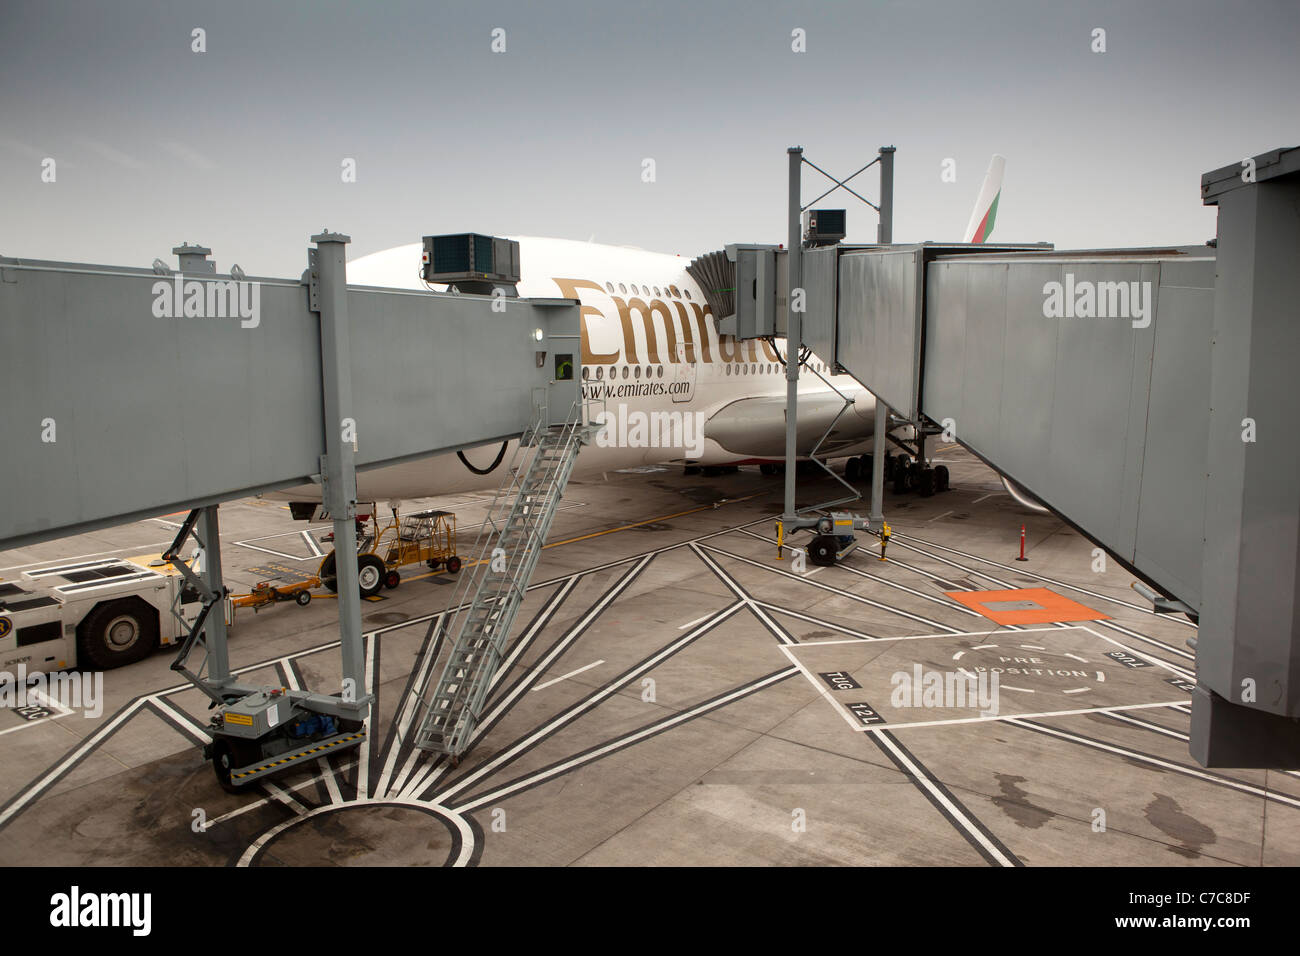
xmin=582 ymin=367 xmax=589 ymax=381
xmin=596 ymin=367 xmax=604 ymax=380
xmin=634 ymin=366 xmax=641 ymax=379
xmin=605 ymin=282 xmax=614 ymax=293
xmin=653 ymin=287 xmax=661 ymax=296
xmin=726 ymin=365 xmax=732 ymax=376
xmin=670 ymin=285 xmax=680 ymax=297
xmin=684 ymin=289 xmax=691 ymax=300
xmin=621 ymin=366 xmax=629 ymax=379
xmin=619 ymin=283 xmax=627 ymax=293
xmin=657 ymin=366 xmax=664 ymax=378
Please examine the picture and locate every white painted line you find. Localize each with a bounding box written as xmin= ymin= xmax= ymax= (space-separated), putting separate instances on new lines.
xmin=1019 ymin=644 xmax=1046 ymax=651
xmin=1063 ymin=687 xmax=1090 ymax=695
xmin=859 ymin=700 xmax=1189 ymax=733
xmin=1096 ymin=671 xmax=1105 ymax=682
xmin=957 ymin=667 xmax=977 ymax=681
xmin=153 ymin=518 xmax=184 ymax=528
xmin=778 ymin=644 xmax=866 ymax=734
xmin=952 ymin=651 xmax=965 ymax=660
xmin=458 ymin=667 xmax=798 ymax=813
xmin=1000 ymin=685 xmax=1035 ymax=693
xmin=1066 ymin=653 xmax=1090 ymax=663
xmin=356 ymin=636 xmax=376 ymax=800
xmin=235 ymin=796 xmax=474 ymax=867
xmin=972 ymin=493 xmax=1003 ymax=504
xmin=433 ymin=602 xmax=746 ymax=803
xmin=301 ymin=531 xmax=324 ymax=558
xmin=0 ymin=698 xmax=149 ymax=829
xmin=202 ymin=760 xmax=357 ymax=830
xmin=318 ymin=756 xmax=344 ymax=805
xmin=151 ymin=696 xmax=211 ymax=744
xmin=971 ymin=643 xmax=999 ymax=650
xmin=1005 ymin=718 xmax=1300 ymax=811
xmin=532 ymin=660 xmax=604 ymax=692
xmin=262 ymin=780 xmax=310 ymax=815
xmin=678 ymin=612 xmax=714 ymax=630
xmin=234 ymin=541 xmax=304 ymax=561
xmin=871 ymin=731 xmax=1017 ymax=867
xmin=929 ymin=511 xmax=953 ymax=522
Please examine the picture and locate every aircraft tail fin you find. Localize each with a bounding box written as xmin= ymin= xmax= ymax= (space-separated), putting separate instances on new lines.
xmin=962 ymin=154 xmax=1005 ymax=243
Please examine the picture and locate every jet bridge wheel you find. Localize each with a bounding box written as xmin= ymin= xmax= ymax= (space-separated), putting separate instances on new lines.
xmin=808 ymin=535 xmax=839 ymax=567
xmin=211 ymin=736 xmax=257 ymax=794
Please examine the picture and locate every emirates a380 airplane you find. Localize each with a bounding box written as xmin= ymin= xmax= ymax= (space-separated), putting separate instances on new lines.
xmin=272 ymin=156 xmax=1006 ymax=505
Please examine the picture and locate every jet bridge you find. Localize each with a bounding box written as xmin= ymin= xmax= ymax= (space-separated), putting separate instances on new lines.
xmin=0 ymin=230 xmax=583 ymax=789
xmin=804 ymin=146 xmax=1300 ymax=768
xmin=0 ymin=237 xmax=581 ymax=551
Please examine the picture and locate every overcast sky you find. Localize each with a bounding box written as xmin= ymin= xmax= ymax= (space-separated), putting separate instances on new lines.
xmin=2 ymin=0 xmax=1296 ymax=276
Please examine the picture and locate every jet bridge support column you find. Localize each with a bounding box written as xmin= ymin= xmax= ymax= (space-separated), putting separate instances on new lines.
xmin=197 ymin=505 xmax=232 ymax=686
xmin=1192 ymin=148 xmax=1300 ymax=767
xmin=870 ymin=400 xmax=887 ymax=525
xmin=313 ymin=230 xmax=370 ymax=718
xmin=782 ymin=147 xmax=804 ymax=542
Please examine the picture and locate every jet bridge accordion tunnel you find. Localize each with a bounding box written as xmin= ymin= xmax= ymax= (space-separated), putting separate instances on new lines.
xmin=777 ymin=147 xmax=1300 ymax=769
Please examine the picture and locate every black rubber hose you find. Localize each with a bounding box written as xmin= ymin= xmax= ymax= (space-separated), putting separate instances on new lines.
xmin=457 ymin=441 xmax=508 ymax=475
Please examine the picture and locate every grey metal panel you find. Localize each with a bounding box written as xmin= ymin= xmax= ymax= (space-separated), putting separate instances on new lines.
xmin=1133 ymin=261 xmax=1215 ymax=611
xmin=836 ymin=247 xmax=923 ymax=419
xmin=0 ymin=257 xmax=577 ymax=549
xmin=920 ymin=254 xmax=1216 ymax=613
xmin=801 ymin=245 xmax=838 ymax=362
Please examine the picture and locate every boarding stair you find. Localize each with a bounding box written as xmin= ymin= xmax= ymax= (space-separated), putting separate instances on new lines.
xmin=412 ymin=400 xmax=595 ymax=759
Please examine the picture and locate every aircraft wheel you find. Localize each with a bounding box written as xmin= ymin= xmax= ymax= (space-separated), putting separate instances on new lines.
xmin=918 ymin=468 xmax=936 ymax=498
xmin=320 ymin=551 xmax=339 ymax=593
xmin=759 ymin=463 xmax=779 ymax=476
xmin=357 ymin=554 xmax=386 ymax=598
xmin=935 ymin=465 xmax=950 ymax=492
xmin=845 ymin=457 xmax=861 ymax=482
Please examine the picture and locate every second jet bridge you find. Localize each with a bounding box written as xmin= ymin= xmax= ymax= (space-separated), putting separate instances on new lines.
xmin=786 ymin=146 xmax=1300 ymax=769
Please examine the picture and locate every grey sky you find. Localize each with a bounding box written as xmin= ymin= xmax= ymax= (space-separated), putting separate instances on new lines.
xmin=2 ymin=0 xmax=1296 ymax=276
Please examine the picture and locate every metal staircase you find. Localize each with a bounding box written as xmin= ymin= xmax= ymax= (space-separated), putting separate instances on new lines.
xmin=412 ymin=399 xmax=595 ymax=759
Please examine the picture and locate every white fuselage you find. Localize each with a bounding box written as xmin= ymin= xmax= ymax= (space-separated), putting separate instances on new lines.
xmin=272 ymin=236 xmax=876 ymax=502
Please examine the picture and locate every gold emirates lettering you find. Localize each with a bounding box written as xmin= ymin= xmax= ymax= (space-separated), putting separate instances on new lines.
xmin=552 ymin=277 xmax=781 ymax=367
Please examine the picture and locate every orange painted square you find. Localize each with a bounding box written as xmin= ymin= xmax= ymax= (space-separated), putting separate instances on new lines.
xmin=943 ymin=587 xmax=1109 ymax=625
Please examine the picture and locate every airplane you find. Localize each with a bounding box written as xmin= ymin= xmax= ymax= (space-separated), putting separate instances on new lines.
xmin=269 ymin=155 xmax=1023 ymax=511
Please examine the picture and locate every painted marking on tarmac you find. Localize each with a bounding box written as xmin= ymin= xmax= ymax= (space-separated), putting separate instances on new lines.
xmin=532 ymin=660 xmax=604 ymax=692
